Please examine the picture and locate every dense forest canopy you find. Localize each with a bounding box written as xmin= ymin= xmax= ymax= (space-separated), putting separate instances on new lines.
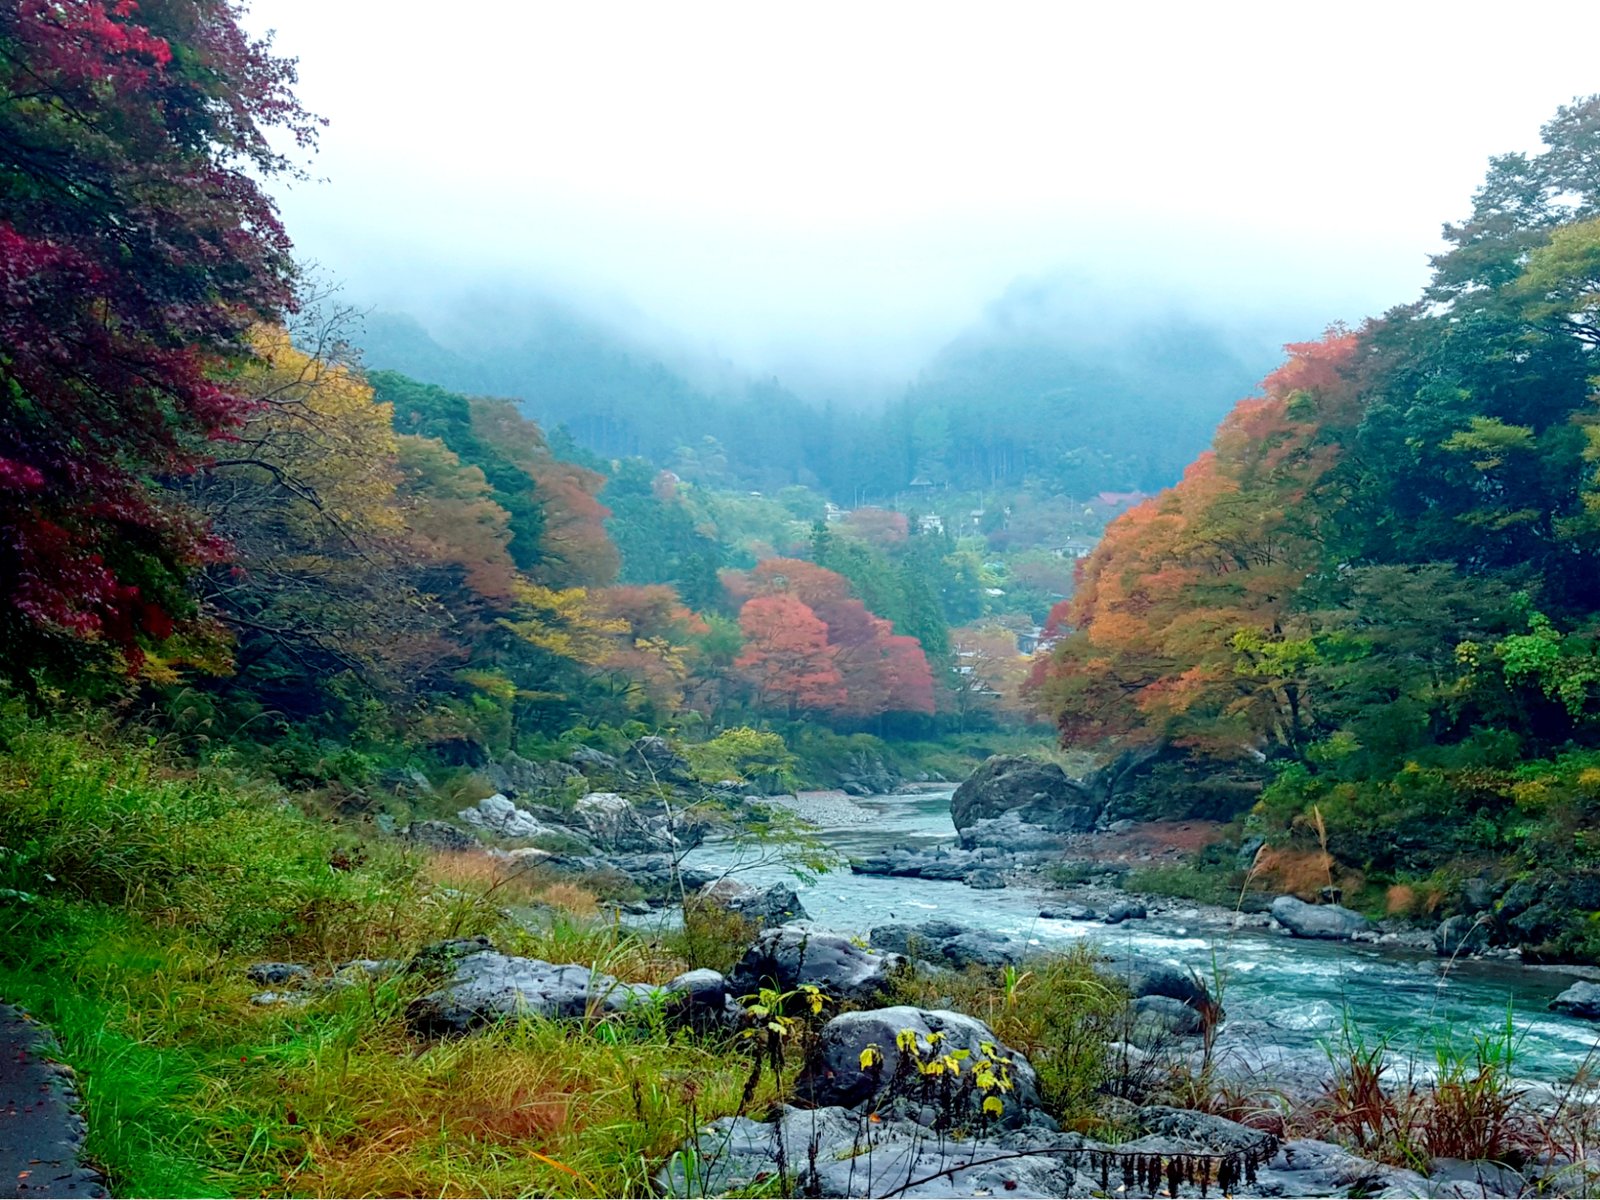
xmin=1033 ymin=95 xmax=1600 ymax=955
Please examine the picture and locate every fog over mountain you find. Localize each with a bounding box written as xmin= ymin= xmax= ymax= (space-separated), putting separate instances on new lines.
xmin=246 ymin=0 xmax=1600 ymax=411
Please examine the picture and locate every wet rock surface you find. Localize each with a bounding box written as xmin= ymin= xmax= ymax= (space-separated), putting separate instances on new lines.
xmin=869 ymin=920 xmax=1024 ymax=969
xmin=659 ymin=1097 xmax=1451 ymax=1198
xmin=950 ymin=755 xmax=1101 ymax=843
xmin=728 ymin=926 xmax=906 ymax=1005
xmin=406 ymin=950 xmax=664 ymax=1034
xmin=793 ymin=1005 xmax=1045 ymax=1126
xmin=457 ymin=792 xmax=570 ymax=843
xmin=697 ymin=879 xmax=809 ymax=928
xmin=1105 ymin=898 xmax=1149 ymax=924
xmin=1550 ymin=980 xmax=1600 ymax=1019
xmin=1271 ymin=895 xmax=1374 ymax=941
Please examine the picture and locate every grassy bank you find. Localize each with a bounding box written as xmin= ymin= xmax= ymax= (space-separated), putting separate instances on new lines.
xmin=0 ymin=712 xmax=1116 ymax=1197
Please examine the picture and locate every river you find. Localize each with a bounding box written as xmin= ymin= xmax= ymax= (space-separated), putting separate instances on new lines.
xmin=675 ymin=787 xmax=1600 ymax=1091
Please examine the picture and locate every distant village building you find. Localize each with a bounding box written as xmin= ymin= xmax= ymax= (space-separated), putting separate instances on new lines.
xmin=918 ymin=513 xmax=945 ymax=535
xmin=823 ymin=502 xmax=847 ymax=525
xmin=1016 ymin=626 xmax=1049 ymax=655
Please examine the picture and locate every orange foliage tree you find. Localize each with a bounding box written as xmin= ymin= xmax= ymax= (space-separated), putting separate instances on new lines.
xmin=1032 ymin=330 xmax=1361 ymax=757
xmin=738 ymin=558 xmax=935 ymax=716
xmin=734 ymin=594 xmax=844 ymax=716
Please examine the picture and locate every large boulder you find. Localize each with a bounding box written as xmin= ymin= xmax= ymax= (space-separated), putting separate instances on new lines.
xmin=1104 ymin=899 xmax=1148 ymax=925
xmin=1129 ymin=995 xmax=1205 ymax=1045
xmin=1097 ymin=954 xmax=1214 ymax=1014
xmin=659 ymin=1106 xmax=1080 ymax=1198
xmin=661 ymin=1097 xmax=1331 ymax=1199
xmin=567 ymin=744 xmax=623 ymax=774
xmin=572 ymin=792 xmax=677 ymax=853
xmin=729 ymin=926 xmax=905 ymax=1005
xmin=837 ymin=746 xmax=900 ymax=796
xmin=950 ymin=756 xmax=1099 ymax=848
xmin=1434 ymin=914 xmax=1490 ymax=958
xmin=1270 ymin=895 xmax=1373 ymax=941
xmin=850 ymin=846 xmax=993 ymax=879
xmin=698 ymin=878 xmax=810 ymax=928
xmin=626 ymin=735 xmax=693 ymax=783
xmin=793 ymin=1006 xmax=1045 ymax=1129
xmin=401 ymin=819 xmax=477 ymax=852
xmin=497 ymin=752 xmax=581 ymax=798
xmin=407 ymin=950 xmax=661 ymax=1034
xmin=1135 ymin=1106 xmax=1278 ymax=1161
xmin=664 ymin=968 xmax=736 ymax=1032
xmin=457 ymin=793 xmax=569 ymax=843
xmin=870 ymin=921 xmax=1023 ymax=969
xmin=1550 ymin=981 xmax=1600 ymax=1019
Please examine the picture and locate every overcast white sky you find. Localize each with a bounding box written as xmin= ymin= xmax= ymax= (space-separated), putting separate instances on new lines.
xmin=245 ymin=0 xmax=1600 ymax=383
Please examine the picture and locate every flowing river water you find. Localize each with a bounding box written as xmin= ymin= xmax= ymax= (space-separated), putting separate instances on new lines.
xmin=676 ymin=788 xmax=1600 ymax=1091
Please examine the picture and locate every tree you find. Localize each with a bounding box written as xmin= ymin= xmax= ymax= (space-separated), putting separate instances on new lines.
xmin=950 ymin=622 xmax=1031 ymax=727
xmin=182 ymin=327 xmax=454 ymax=706
xmin=0 ymin=0 xmax=319 ymax=678
xmin=734 ymin=594 xmax=842 ymax=717
xmin=741 ymin=557 xmax=937 ymax=718
xmin=601 ymin=457 xmax=725 ymax=609
xmin=1034 ymin=330 xmax=1359 ymax=757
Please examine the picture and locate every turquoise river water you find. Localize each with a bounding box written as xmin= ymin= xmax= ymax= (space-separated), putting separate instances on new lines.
xmin=673 ymin=788 xmax=1600 ymax=1091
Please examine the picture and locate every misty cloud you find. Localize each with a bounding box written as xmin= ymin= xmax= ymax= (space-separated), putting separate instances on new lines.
xmin=248 ymin=0 xmax=1600 ymax=394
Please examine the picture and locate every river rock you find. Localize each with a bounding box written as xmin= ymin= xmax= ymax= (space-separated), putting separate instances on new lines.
xmin=665 ymin=968 xmax=736 ymax=1031
xmin=870 ymin=921 xmax=1023 ymax=969
xmin=659 ymin=1106 xmax=1082 ymax=1198
xmin=850 ymin=845 xmax=1011 ymax=880
xmin=1040 ymin=903 xmax=1097 ymax=921
xmin=1434 ymin=913 xmax=1490 ymax=957
xmin=570 ymin=792 xmax=672 ymax=852
xmin=1129 ymin=995 xmax=1205 ymax=1044
xmin=1104 ymin=899 xmax=1148 ymax=924
xmin=407 ymin=950 xmax=661 ymax=1034
xmin=1270 ymin=895 xmax=1373 ymax=941
xmin=698 ymin=878 xmax=809 ymax=928
xmin=950 ymin=755 xmax=1099 ymax=848
xmin=1257 ymin=1138 xmax=1432 ymax=1197
xmin=729 ymin=926 xmax=905 ymax=1005
xmin=793 ymin=1006 xmax=1045 ymax=1128
xmin=541 ymin=851 xmax=715 ymax=897
xmin=1136 ymin=1106 xmax=1277 ymax=1160
xmin=401 ymin=819 xmax=478 ymax=852
xmin=661 ymin=1103 xmax=1390 ymax=1198
xmin=567 ymin=744 xmax=622 ymax=774
xmin=1098 ymin=954 xmax=1214 ymax=1014
xmin=963 ymin=867 xmax=1008 ymax=889
xmin=497 ymin=752 xmax=582 ymax=797
xmin=1550 ymin=981 xmax=1600 ymax=1019
xmin=457 ymin=793 xmax=565 ymax=842
xmin=246 ymin=962 xmax=310 ymax=986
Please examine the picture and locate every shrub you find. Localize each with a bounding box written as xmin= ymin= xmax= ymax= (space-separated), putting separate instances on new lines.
xmin=682 ymin=726 xmax=796 ymax=790
xmin=665 ymin=896 xmax=761 ymax=975
xmin=889 ymin=948 xmax=1124 ymax=1124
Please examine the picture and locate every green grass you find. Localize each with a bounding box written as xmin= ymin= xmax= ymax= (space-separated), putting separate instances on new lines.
xmin=0 ymin=713 xmax=783 ymax=1197
xmin=1123 ymin=864 xmax=1247 ymax=908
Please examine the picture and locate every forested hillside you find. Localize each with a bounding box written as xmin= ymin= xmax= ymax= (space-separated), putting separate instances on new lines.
xmin=357 ymin=280 xmax=1273 ymax=502
xmin=1035 ymin=96 xmax=1600 ymax=959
